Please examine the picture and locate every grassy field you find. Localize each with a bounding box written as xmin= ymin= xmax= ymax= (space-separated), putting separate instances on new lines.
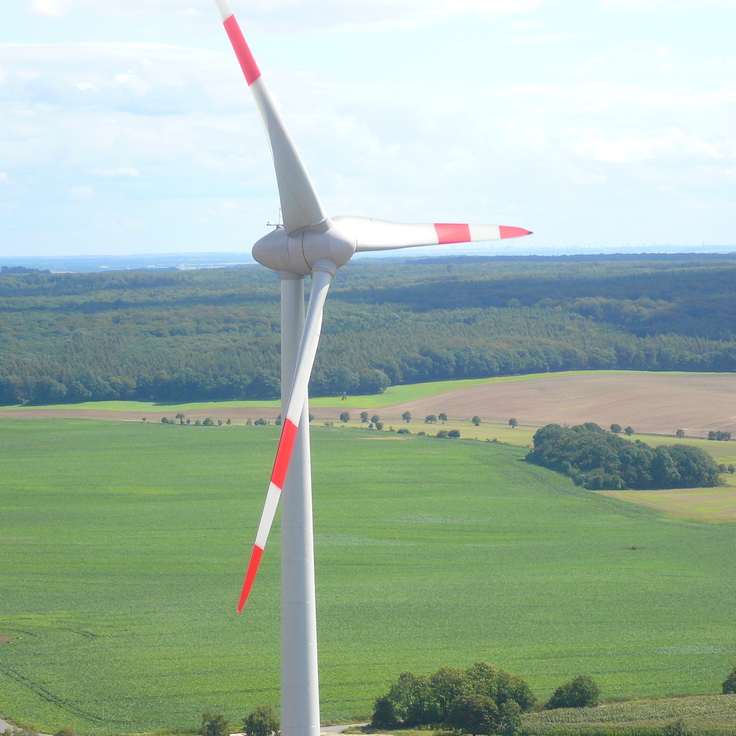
xmin=2 ymin=420 xmax=736 ymax=735
xmin=0 ymin=370 xmax=679 ymax=413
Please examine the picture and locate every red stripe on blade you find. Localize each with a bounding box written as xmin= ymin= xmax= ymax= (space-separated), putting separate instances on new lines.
xmin=435 ymin=223 xmax=471 ymax=244
xmin=499 ymin=226 xmax=532 ymax=239
xmin=237 ymin=544 xmax=264 ymax=612
xmin=270 ymin=419 xmax=298 ymax=490
xmin=223 ymin=15 xmax=261 ymax=85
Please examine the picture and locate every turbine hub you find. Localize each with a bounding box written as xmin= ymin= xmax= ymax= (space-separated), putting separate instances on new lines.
xmin=252 ymin=220 xmax=357 ymax=275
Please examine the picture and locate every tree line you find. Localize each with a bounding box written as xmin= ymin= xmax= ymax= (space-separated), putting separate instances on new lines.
xmin=2 ymin=255 xmax=736 ymax=404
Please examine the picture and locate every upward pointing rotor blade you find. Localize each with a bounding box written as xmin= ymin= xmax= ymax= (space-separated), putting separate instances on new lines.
xmin=237 ymin=265 xmax=334 ymax=612
xmin=332 ymin=216 xmax=532 ymax=252
xmin=213 ymin=0 xmax=329 ymax=236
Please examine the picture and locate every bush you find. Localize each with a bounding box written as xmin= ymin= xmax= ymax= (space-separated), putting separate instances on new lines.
xmin=436 ymin=430 xmax=449 ymax=438
xmin=448 ymin=429 xmax=461 ymax=438
xmin=243 ymin=704 xmax=280 ymax=736
xmin=199 ymin=713 xmax=230 ymax=736
xmin=723 ymin=664 xmax=736 ymax=694
xmin=545 ymin=675 xmax=600 ymax=709
xmin=448 ymin=694 xmax=499 ymax=735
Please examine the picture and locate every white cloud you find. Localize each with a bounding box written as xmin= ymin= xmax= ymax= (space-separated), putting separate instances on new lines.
xmin=30 ymin=0 xmax=69 ymax=17
xmin=0 ymin=172 xmax=7 ymax=183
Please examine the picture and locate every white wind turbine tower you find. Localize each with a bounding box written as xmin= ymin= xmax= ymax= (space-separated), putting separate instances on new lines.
xmin=211 ymin=2 xmax=532 ymax=735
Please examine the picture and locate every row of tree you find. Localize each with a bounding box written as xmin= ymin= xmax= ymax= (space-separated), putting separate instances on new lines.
xmin=526 ymin=423 xmax=721 ymax=490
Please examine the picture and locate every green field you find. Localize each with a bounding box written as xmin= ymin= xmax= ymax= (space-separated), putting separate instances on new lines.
xmin=0 ymin=371 xmax=662 ymax=413
xmin=2 ymin=420 xmax=736 ymax=735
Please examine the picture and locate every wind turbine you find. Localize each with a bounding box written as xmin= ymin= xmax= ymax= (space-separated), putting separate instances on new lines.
xmin=211 ymin=2 xmax=531 ymax=735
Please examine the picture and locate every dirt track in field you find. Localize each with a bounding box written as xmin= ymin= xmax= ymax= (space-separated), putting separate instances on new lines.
xmin=3 ymin=372 xmax=736 ymax=437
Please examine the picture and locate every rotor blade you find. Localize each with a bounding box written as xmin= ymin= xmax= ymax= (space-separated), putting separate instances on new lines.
xmin=237 ymin=266 xmax=334 ymax=612
xmin=213 ymin=0 xmax=329 ymax=236
xmin=332 ymin=216 xmax=532 ymax=252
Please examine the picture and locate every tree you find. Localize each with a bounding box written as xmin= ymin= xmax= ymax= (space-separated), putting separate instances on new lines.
xmin=722 ymin=665 xmax=736 ymax=694
xmin=371 ymin=697 xmax=398 ymax=729
xmin=425 ymin=414 xmax=437 ymax=424
xmin=508 ymin=418 xmax=518 ymax=428
xmin=243 ymin=705 xmax=280 ymax=736
xmin=371 ymin=414 xmax=380 ymax=424
xmin=448 ymin=694 xmax=500 ymax=736
xmin=545 ymin=676 xmax=600 ymax=710
xmin=360 ymin=411 xmax=369 ymax=423
xmin=676 ymin=429 xmax=685 ymax=438
xmin=624 ymin=426 xmax=634 ymax=436
xmin=339 ymin=411 xmax=350 ymax=423
xmin=436 ymin=429 xmax=449 ymax=438
xmin=610 ymin=423 xmax=622 ymax=434
xmin=438 ymin=412 xmax=448 ymax=423
xmin=175 ymin=413 xmax=185 ymax=421
xmin=375 ymin=421 xmax=384 ymax=431
xmin=386 ymin=671 xmax=436 ymax=726
xmin=498 ymin=700 xmax=522 ymax=736
xmin=448 ymin=429 xmax=461 ymax=438
xmin=402 ymin=411 xmax=412 ymax=423
xmin=472 ymin=416 xmax=481 ymax=427
xmin=430 ymin=666 xmax=468 ymax=721
xmin=199 ymin=713 xmax=230 ymax=736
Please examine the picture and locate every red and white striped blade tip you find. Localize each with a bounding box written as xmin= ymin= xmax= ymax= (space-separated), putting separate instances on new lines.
xmin=237 ymin=544 xmax=263 ymax=612
xmin=236 ymin=418 xmax=300 ymax=612
xmin=499 ymin=226 xmax=533 ymax=239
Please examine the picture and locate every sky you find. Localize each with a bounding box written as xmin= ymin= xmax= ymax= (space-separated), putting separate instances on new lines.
xmin=1 ymin=0 xmax=735 ymax=259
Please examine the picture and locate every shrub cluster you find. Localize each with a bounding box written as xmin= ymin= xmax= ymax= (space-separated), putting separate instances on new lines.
xmin=371 ymin=662 xmax=535 ymax=732
xmin=545 ymin=675 xmax=600 ymax=709
xmin=526 ymin=423 xmax=720 ymax=490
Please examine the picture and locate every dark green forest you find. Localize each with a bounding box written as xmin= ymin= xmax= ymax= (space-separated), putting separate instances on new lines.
xmin=2 ymin=253 xmax=736 ymax=404
xmin=526 ymin=422 xmax=721 ymax=490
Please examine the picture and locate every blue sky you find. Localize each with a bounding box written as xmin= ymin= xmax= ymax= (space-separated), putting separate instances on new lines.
xmin=1 ymin=0 xmax=735 ymax=258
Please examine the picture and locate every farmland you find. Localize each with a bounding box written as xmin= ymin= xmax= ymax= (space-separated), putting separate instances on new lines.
xmin=2 ymin=419 xmax=736 ymax=734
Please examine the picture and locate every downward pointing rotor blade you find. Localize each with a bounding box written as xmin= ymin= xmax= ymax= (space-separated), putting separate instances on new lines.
xmin=238 ymin=266 xmax=333 ymax=612
xmin=214 ymin=0 xmax=329 ymax=236
xmin=332 ymin=216 xmax=532 ymax=252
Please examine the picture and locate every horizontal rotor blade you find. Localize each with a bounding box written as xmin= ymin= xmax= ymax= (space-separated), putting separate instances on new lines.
xmin=237 ymin=266 xmax=334 ymax=612
xmin=214 ymin=0 xmax=329 ymax=236
xmin=332 ymin=216 xmax=532 ymax=252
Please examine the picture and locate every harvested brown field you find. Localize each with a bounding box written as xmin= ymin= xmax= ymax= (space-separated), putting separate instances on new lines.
xmin=377 ymin=371 xmax=736 ymax=437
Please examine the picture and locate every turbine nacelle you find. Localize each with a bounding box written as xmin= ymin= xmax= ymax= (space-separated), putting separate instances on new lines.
xmin=252 ymin=221 xmax=357 ymax=276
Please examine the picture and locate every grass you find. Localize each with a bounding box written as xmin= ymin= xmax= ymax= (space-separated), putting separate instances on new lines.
xmin=2 ymin=420 xmax=736 ymax=735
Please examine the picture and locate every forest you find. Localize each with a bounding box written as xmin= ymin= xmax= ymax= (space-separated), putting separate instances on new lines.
xmin=1 ymin=253 xmax=736 ymax=404
xmin=526 ymin=422 xmax=721 ymax=490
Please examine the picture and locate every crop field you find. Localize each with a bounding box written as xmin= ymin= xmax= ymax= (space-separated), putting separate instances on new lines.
xmin=2 ymin=419 xmax=736 ymax=735
xmin=523 ymin=694 xmax=736 ymax=734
